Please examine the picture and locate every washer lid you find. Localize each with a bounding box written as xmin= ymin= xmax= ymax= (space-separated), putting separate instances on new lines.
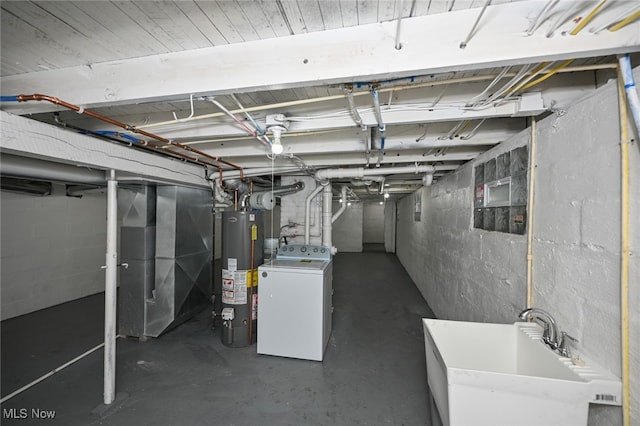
xmin=260 ymin=259 xmax=329 ymax=271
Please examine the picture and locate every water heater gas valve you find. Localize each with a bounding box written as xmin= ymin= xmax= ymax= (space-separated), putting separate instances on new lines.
xmin=221 ymin=307 xmax=235 ymax=321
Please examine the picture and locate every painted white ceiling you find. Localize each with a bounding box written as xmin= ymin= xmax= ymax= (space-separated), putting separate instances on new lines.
xmin=1 ymin=1 xmax=639 ymax=199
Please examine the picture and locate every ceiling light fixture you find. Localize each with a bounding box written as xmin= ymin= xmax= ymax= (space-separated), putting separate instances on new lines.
xmin=384 ymin=192 xmax=390 ymax=199
xmin=267 ymin=114 xmax=289 ymax=156
xmin=271 ymin=138 xmax=284 ymax=155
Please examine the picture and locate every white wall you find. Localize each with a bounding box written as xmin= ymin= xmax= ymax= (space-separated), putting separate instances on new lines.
xmin=1 ymin=184 xmax=107 ymax=320
xmin=363 ymin=201 xmax=384 ymax=243
xmin=279 ymin=176 xmax=363 ymax=252
xmin=332 ymin=201 xmax=363 ymax=252
xmin=396 ymin=69 xmax=640 ymax=425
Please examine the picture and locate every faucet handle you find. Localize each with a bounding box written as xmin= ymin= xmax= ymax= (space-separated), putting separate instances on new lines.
xmin=558 ymin=332 xmax=579 ymax=358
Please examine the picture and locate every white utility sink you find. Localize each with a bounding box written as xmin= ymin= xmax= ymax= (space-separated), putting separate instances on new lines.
xmin=422 ymin=319 xmax=621 ymax=426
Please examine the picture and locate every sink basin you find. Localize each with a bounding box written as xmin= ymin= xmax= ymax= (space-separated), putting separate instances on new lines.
xmin=422 ymin=319 xmax=621 ymax=426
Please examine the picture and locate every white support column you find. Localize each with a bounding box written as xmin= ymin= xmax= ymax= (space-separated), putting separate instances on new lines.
xmin=104 ymin=169 xmax=118 ymax=405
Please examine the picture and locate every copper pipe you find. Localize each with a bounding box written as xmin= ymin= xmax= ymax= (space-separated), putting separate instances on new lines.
xmin=16 ymin=94 xmax=243 ymax=178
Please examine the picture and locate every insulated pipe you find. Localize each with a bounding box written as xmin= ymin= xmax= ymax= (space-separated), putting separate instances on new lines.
xmin=332 ymin=185 xmax=348 ymax=223
xmin=322 ymin=184 xmax=334 ymax=252
xmin=618 ymin=55 xmax=640 ymax=147
xmin=315 ymin=164 xmax=434 ymax=180
xmin=305 ymin=184 xmax=325 ymax=244
xmin=103 ymin=170 xmax=117 ymax=405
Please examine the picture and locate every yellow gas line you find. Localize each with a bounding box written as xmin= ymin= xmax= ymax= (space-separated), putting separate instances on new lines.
xmin=609 ymin=8 xmax=640 ymax=32
xmin=616 ymin=67 xmax=631 ymax=426
xmin=526 ymin=117 xmax=537 ymax=309
xmin=570 ymin=0 xmax=607 ymax=35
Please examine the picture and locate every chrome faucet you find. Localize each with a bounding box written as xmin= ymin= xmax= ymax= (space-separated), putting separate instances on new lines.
xmin=518 ymin=308 xmax=560 ymax=350
xmin=518 ymin=308 xmax=579 ymax=358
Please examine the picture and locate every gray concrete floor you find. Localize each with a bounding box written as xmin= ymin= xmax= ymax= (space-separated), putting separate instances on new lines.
xmin=1 ymin=251 xmax=435 ymax=425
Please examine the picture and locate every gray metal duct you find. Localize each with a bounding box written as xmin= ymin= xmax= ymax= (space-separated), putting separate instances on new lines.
xmin=1 ymin=154 xmax=106 ymax=184
xmin=118 ymin=184 xmax=213 ymax=338
xmin=147 ymin=186 xmax=212 ymax=337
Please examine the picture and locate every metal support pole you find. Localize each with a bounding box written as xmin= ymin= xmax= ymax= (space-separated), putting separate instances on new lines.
xmin=104 ymin=169 xmax=118 ymax=404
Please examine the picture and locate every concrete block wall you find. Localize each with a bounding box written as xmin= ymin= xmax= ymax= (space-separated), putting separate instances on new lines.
xmin=332 ymin=201 xmax=363 ymax=252
xmin=1 ymin=184 xmax=107 ymax=320
xmin=363 ymin=201 xmax=384 ymax=243
xmin=279 ymin=176 xmax=364 ymax=251
xmin=279 ymin=176 xmax=322 ymax=245
xmin=397 ymin=68 xmax=640 ymax=425
xmin=397 ymin=131 xmax=530 ymax=325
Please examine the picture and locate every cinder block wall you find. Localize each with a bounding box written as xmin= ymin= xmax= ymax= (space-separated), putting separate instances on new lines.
xmin=363 ymin=201 xmax=384 ymax=243
xmin=1 ymin=184 xmax=107 ymax=320
xmin=397 ymin=69 xmax=640 ymax=425
xmin=332 ymin=201 xmax=363 ymax=252
xmin=279 ymin=176 xmax=363 ymax=251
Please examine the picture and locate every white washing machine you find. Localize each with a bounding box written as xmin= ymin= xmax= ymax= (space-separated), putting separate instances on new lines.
xmin=257 ymin=244 xmax=332 ymax=361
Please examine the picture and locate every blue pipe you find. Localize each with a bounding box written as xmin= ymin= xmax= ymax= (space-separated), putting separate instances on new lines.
xmin=1 ymin=96 xmax=19 ymax=102
xmin=93 ymin=130 xmax=142 ymax=144
xmin=618 ymin=54 xmax=640 ymax=142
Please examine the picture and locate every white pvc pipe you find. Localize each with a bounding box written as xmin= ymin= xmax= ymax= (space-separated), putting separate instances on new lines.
xmin=216 ymin=166 xmax=300 ymax=180
xmin=305 ymin=184 xmax=325 ymax=244
xmin=315 ymin=164 xmax=434 ymax=180
xmin=322 ymin=184 xmax=334 ymax=252
xmin=618 ymin=55 xmax=640 ymax=141
xmin=332 ymin=185 xmax=348 ymax=223
xmin=104 ymin=170 xmax=118 ymax=405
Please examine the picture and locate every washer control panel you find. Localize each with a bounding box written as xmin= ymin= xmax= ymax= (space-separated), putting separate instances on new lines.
xmin=276 ymin=244 xmax=331 ymax=261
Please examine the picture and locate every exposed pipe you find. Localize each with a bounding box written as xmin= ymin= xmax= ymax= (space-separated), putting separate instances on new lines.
xmin=103 ymin=169 xmax=117 ymax=405
xmin=526 ymin=0 xmax=559 ymax=35
xmin=394 ymin=0 xmax=405 ymax=50
xmin=344 ymin=86 xmax=365 ymax=130
xmin=545 ymin=2 xmax=581 ymax=37
xmin=133 ymin=64 xmax=618 ymax=131
xmin=570 ymin=0 xmax=607 ymax=35
xmin=206 ymin=96 xmax=271 ymax=148
xmin=519 ymin=59 xmax=574 ymax=91
xmin=609 ymin=7 xmax=640 ymax=32
xmin=322 ymin=184 xmax=334 ymax=252
xmin=459 ymin=0 xmax=492 ymax=49
xmin=315 ymin=164 xmax=435 ymax=180
xmin=1 ymin=154 xmax=106 ymax=184
xmin=618 ymin=55 xmax=640 ymax=148
xmin=332 ymin=185 xmax=348 ymax=223
xmin=371 ymin=87 xmax=387 ymax=167
xmin=217 ymin=166 xmax=300 ymax=181
xmin=526 ymin=119 xmax=537 ymax=309
xmin=240 ymin=181 xmax=305 ymax=209
xmin=0 ymin=337 xmax=123 ymax=404
xmin=223 ymin=178 xmax=250 ymax=195
xmin=591 ymin=5 xmax=640 ymax=34
xmin=9 ymin=94 xmax=242 ymax=179
xmin=617 ymin=66 xmax=631 ymax=426
xmin=305 ymin=184 xmax=325 ymax=244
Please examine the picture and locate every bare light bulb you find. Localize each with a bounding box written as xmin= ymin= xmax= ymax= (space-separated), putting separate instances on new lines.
xmin=271 ymin=141 xmax=284 ymax=155
xmin=384 ymin=193 xmax=390 ymax=199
